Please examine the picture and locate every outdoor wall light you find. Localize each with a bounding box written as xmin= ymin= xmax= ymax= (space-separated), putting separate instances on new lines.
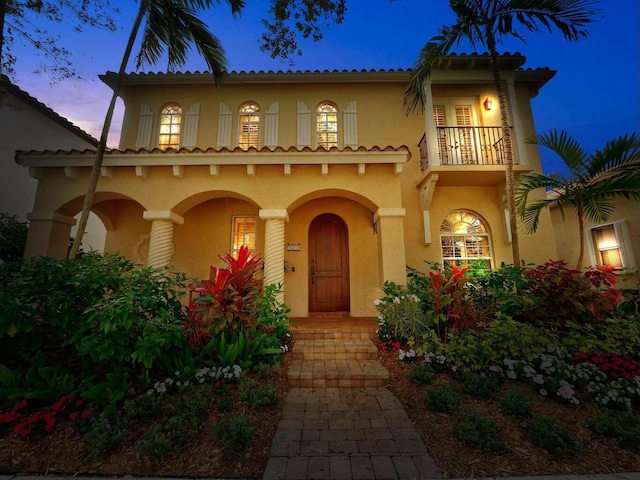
xmin=483 ymin=97 xmax=493 ymax=111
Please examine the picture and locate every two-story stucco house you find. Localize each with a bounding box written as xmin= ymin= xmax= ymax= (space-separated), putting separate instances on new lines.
xmin=16 ymin=53 xmax=559 ymax=317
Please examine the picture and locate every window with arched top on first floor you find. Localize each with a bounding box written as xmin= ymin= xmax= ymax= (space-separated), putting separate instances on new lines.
xmin=440 ymin=209 xmax=492 ymax=268
xmin=238 ymin=102 xmax=260 ymax=149
xmin=158 ymin=104 xmax=182 ymax=149
xmin=316 ymin=102 xmax=338 ymax=148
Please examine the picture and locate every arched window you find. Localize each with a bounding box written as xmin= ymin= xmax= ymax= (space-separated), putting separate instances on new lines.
xmin=238 ymin=103 xmax=260 ymax=149
xmin=158 ymin=104 xmax=182 ymax=149
xmin=316 ymin=103 xmax=338 ymax=148
xmin=440 ymin=210 xmax=492 ymax=268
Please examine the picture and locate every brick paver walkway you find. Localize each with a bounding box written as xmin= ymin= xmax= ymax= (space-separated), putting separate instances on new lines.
xmin=262 ymin=387 xmax=441 ymax=480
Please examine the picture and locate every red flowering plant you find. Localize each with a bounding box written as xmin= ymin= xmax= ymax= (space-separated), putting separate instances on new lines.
xmin=573 ymin=352 xmax=640 ymax=380
xmin=12 ymin=395 xmax=89 ymax=441
xmin=186 ymin=246 xmax=263 ymax=347
xmin=0 ymin=399 xmax=27 ymax=433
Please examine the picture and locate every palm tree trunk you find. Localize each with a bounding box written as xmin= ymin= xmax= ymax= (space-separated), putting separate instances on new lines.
xmin=69 ymin=0 xmax=149 ymax=259
xmin=0 ymin=0 xmax=7 ymax=77
xmin=487 ymin=34 xmax=521 ymax=266
xmin=576 ymin=202 xmax=585 ymax=270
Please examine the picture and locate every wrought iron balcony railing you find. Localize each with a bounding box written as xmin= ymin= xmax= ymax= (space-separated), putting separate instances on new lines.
xmin=419 ymin=126 xmax=507 ymax=172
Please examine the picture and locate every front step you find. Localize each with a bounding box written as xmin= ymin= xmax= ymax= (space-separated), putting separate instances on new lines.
xmin=287 ymin=317 xmax=389 ymax=388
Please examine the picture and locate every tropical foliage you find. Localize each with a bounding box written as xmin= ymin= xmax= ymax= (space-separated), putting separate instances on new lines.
xmin=516 ymin=130 xmax=640 ymax=269
xmin=403 ymin=0 xmax=599 ymax=264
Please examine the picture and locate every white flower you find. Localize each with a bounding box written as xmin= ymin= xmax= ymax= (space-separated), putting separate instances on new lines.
xmin=373 ymin=299 xmax=382 ymax=306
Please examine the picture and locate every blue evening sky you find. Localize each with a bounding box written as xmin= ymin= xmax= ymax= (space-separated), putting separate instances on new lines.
xmin=11 ymin=0 xmax=639 ymax=176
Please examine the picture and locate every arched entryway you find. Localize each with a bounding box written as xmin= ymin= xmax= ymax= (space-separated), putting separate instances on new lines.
xmin=308 ymin=213 xmax=350 ymax=312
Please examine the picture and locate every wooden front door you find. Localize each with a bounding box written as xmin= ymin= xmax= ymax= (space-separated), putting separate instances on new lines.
xmin=309 ymin=213 xmax=350 ymax=312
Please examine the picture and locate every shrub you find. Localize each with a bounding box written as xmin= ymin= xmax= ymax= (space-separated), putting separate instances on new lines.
xmin=425 ymin=385 xmax=460 ymax=413
xmin=85 ymin=415 xmax=126 ymax=458
xmin=238 ymin=376 xmax=279 ymax=408
xmin=139 ymin=427 xmax=174 ymax=458
xmin=374 ymin=282 xmax=428 ymax=345
xmin=528 ymin=415 xmax=580 ymax=456
xmin=586 ymin=409 xmax=640 ymax=450
xmin=454 ymin=410 xmax=504 ymax=452
xmin=521 ymin=260 xmax=622 ymax=326
xmin=460 ymin=372 xmax=500 ymax=399
xmin=499 ymin=389 xmax=531 ymax=417
xmin=213 ymin=413 xmax=255 ymax=454
xmin=0 ymin=213 xmax=28 ymax=264
xmin=407 ymin=362 xmax=436 ymax=385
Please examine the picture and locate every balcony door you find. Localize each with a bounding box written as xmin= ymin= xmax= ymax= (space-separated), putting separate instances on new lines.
xmin=433 ymin=98 xmax=479 ymax=165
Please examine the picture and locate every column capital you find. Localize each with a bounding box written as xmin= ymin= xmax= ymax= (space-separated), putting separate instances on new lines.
xmin=27 ymin=212 xmax=76 ymax=226
xmin=374 ymin=208 xmax=406 ymax=220
xmin=259 ymin=209 xmax=289 ymax=221
xmin=143 ymin=210 xmax=184 ymax=225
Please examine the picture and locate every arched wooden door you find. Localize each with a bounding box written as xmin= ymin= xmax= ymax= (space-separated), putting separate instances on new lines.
xmin=308 ymin=213 xmax=350 ymax=312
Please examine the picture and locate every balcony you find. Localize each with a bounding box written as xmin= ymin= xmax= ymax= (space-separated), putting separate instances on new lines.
xmin=419 ymin=126 xmax=506 ymax=172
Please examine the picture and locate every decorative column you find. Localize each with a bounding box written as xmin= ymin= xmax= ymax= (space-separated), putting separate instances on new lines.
xmin=375 ymin=208 xmax=407 ymax=286
xmin=505 ymin=74 xmax=528 ymax=166
xmin=143 ymin=211 xmax=184 ymax=268
xmin=259 ymin=209 xmax=288 ymax=303
xmin=24 ymin=212 xmax=76 ymax=258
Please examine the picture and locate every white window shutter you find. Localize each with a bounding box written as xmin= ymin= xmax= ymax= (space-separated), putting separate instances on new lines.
xmin=265 ymin=102 xmax=279 ymax=149
xmin=297 ymin=101 xmax=311 ymax=148
xmin=343 ymin=100 xmax=358 ymax=148
xmin=585 ymin=227 xmax=597 ymax=266
xmin=181 ymin=103 xmax=200 ymax=148
xmin=135 ymin=104 xmax=153 ymax=148
xmin=216 ymin=103 xmax=232 ymax=148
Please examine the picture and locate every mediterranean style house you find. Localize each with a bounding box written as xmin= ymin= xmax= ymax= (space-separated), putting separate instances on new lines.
xmin=16 ymin=53 xmax=561 ymax=317
xmin=0 ymin=76 xmax=105 ymax=252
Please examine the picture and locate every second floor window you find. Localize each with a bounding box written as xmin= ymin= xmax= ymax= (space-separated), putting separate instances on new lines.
xmin=238 ymin=103 xmax=260 ymax=149
xmin=158 ymin=104 xmax=182 ymax=149
xmin=316 ymin=103 xmax=338 ymax=148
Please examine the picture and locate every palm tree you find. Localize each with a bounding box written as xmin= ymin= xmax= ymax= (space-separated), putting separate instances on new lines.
xmin=69 ymin=0 xmax=244 ymax=259
xmin=403 ymin=0 xmax=599 ymax=266
xmin=516 ymin=130 xmax=640 ymax=270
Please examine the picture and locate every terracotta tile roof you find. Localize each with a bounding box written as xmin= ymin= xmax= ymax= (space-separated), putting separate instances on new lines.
xmin=1 ymin=75 xmax=99 ymax=147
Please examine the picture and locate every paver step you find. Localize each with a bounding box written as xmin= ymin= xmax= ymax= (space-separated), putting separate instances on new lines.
xmin=288 ymin=359 xmax=390 ymax=388
xmin=293 ymin=338 xmax=378 ymax=361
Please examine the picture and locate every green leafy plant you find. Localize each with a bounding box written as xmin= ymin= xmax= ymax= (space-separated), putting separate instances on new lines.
xmin=238 ymin=376 xmax=279 ymax=408
xmin=425 ymin=385 xmax=460 ymax=413
xmin=374 ymin=282 xmax=429 ymax=345
xmin=139 ymin=426 xmax=174 ymax=458
xmin=85 ymin=414 xmax=127 ymax=458
xmin=586 ymin=409 xmax=640 ymax=450
xmin=0 ymin=213 xmax=28 ymax=264
xmin=527 ymin=415 xmax=580 ymax=456
xmin=453 ymin=410 xmax=504 ymax=452
xmin=460 ymin=372 xmax=500 ymax=399
xmin=213 ymin=413 xmax=255 ymax=454
xmin=407 ymin=362 xmax=436 ymax=385
xmin=499 ymin=389 xmax=531 ymax=417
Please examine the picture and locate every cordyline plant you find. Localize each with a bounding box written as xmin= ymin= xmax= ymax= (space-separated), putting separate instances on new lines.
xmin=185 ymin=246 xmax=262 ymax=347
xmin=425 ymin=264 xmax=476 ymax=343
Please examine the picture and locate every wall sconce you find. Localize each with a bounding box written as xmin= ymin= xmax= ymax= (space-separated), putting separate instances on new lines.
xmin=483 ymin=97 xmax=493 ymax=111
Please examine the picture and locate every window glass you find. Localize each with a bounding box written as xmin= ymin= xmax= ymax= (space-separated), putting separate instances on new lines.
xmin=316 ymin=103 xmax=338 ymax=148
xmin=232 ymin=216 xmax=256 ymax=257
xmin=158 ymin=104 xmax=182 ymax=149
xmin=440 ymin=210 xmax=492 ymax=268
xmin=238 ymin=103 xmax=260 ymax=149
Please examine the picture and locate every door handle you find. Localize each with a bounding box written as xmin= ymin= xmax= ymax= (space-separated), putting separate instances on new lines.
xmin=310 ymin=266 xmax=315 ymax=284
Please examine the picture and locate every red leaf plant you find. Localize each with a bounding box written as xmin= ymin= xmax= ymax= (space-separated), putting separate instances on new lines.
xmin=573 ymin=352 xmax=640 ymax=380
xmin=186 ymin=246 xmax=263 ymax=347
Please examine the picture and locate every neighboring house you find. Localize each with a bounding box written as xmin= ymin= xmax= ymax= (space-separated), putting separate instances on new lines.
xmin=17 ymin=53 xmax=559 ymax=317
xmin=550 ymin=197 xmax=639 ymax=290
xmin=0 ymin=76 xmax=105 ymax=252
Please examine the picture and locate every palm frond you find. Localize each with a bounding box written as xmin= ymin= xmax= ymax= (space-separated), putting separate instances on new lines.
xmin=526 ymin=129 xmax=588 ymax=176
xmin=587 ymin=132 xmax=640 ymax=177
xmin=491 ymin=0 xmax=600 ymax=43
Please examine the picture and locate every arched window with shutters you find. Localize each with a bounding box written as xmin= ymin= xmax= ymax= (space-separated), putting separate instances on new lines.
xmin=158 ymin=104 xmax=182 ymax=149
xmin=316 ymin=103 xmax=338 ymax=148
xmin=440 ymin=210 xmax=492 ymax=268
xmin=238 ymin=102 xmax=260 ymax=149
